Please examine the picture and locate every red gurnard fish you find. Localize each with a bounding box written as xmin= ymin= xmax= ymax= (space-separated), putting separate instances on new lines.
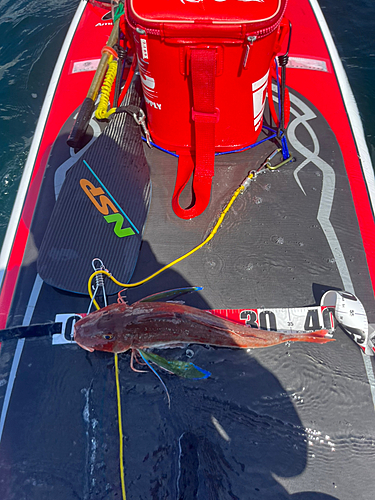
xmin=74 ymin=291 xmax=333 ymax=353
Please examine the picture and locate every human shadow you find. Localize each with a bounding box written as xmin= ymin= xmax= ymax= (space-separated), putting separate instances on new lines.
xmin=100 ymin=242 xmax=340 ymax=500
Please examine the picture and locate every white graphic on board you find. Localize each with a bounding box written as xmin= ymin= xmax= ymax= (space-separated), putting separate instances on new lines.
xmin=277 ymin=85 xmax=354 ymax=294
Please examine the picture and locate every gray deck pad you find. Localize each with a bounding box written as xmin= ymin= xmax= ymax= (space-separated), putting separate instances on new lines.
xmin=1 ymin=84 xmax=375 ymax=499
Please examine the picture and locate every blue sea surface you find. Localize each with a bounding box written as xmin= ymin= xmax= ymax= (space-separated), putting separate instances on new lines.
xmin=0 ymin=0 xmax=374 ymax=248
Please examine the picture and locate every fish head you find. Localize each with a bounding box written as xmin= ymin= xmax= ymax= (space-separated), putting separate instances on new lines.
xmin=74 ymin=304 xmax=134 ymax=353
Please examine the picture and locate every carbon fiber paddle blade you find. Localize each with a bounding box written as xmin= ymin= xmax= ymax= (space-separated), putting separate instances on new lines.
xmin=37 ymin=112 xmax=151 ymax=295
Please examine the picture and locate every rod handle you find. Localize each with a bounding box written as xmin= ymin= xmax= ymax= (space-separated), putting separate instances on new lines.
xmin=67 ymin=97 xmax=95 ymax=149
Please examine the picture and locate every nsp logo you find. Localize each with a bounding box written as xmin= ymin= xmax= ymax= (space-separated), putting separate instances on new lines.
xmin=80 ymin=160 xmax=138 ymax=238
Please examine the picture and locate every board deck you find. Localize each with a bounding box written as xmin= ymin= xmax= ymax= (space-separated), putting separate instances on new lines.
xmin=1 ymin=0 xmax=375 ymax=499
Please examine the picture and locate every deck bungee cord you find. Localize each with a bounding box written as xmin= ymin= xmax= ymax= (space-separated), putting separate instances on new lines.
xmin=66 ymin=2 xmax=125 ymax=147
xmin=66 ymin=17 xmax=121 ymax=148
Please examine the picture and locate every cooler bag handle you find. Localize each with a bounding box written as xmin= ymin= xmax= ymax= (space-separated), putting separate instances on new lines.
xmin=172 ymin=48 xmax=218 ymax=219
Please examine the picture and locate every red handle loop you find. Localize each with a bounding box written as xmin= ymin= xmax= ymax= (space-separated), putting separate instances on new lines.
xmin=172 ymin=48 xmax=218 ymax=219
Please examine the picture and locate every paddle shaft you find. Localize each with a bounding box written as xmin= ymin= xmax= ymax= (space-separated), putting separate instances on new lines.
xmin=67 ymin=19 xmax=120 ymax=148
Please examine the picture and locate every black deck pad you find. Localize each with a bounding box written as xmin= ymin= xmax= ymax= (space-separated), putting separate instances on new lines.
xmin=37 ymin=106 xmax=151 ymax=295
xmin=2 ymin=82 xmax=375 ymax=500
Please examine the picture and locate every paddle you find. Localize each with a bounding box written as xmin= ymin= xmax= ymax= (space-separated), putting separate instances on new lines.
xmin=38 ymin=94 xmax=151 ymax=294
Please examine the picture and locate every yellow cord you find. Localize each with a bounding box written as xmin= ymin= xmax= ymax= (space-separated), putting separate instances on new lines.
xmin=115 ymin=353 xmax=127 ymax=500
xmin=92 ymin=286 xmax=127 ymax=499
xmin=95 ymin=56 xmax=118 ymax=120
xmin=87 ymin=182 xmax=248 ymax=309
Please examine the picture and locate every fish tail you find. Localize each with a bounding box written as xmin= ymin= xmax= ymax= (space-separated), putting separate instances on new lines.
xmin=285 ymin=329 xmax=334 ymax=344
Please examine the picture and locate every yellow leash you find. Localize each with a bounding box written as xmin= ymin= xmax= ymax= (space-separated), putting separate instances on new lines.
xmin=95 ymin=55 xmax=118 ymax=120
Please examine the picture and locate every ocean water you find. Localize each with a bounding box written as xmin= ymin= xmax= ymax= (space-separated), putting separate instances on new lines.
xmin=0 ymin=0 xmax=374 ymax=249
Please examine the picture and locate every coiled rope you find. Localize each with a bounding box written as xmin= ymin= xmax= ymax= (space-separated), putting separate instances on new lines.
xmin=95 ymin=55 xmax=118 ymax=120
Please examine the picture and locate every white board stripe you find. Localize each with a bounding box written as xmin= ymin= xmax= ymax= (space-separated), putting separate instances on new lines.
xmin=0 ymin=339 xmax=25 ymax=443
xmin=309 ymin=0 xmax=375 ymax=214
xmin=0 ymin=0 xmax=87 ymax=290
xmin=23 ymin=275 xmax=44 ymax=326
xmin=0 ymin=275 xmax=43 ymax=444
xmin=309 ymin=0 xmax=375 ymax=409
xmin=362 ymin=353 xmax=375 ymax=409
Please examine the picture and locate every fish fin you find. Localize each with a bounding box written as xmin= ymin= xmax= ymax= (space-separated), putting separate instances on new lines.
xmin=138 ymin=287 xmax=203 ymax=303
xmin=138 ymin=350 xmax=171 ymax=408
xmin=140 ymin=349 xmax=211 ymax=380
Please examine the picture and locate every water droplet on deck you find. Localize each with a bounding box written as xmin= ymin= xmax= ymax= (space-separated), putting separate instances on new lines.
xmin=271 ymin=235 xmax=285 ymax=245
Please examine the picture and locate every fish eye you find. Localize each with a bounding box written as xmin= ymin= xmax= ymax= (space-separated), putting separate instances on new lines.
xmin=103 ymin=333 xmax=114 ymax=340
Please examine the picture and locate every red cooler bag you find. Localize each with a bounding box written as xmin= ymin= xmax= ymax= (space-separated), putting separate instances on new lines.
xmin=124 ymin=0 xmax=289 ymax=219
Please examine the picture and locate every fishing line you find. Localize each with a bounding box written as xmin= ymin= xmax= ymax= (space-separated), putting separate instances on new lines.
xmin=86 ymin=144 xmax=293 ymax=309
xmin=91 ymin=294 xmax=127 ymax=499
xmin=138 ymin=350 xmax=171 ymax=408
xmin=114 ymin=353 xmax=127 ymax=500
